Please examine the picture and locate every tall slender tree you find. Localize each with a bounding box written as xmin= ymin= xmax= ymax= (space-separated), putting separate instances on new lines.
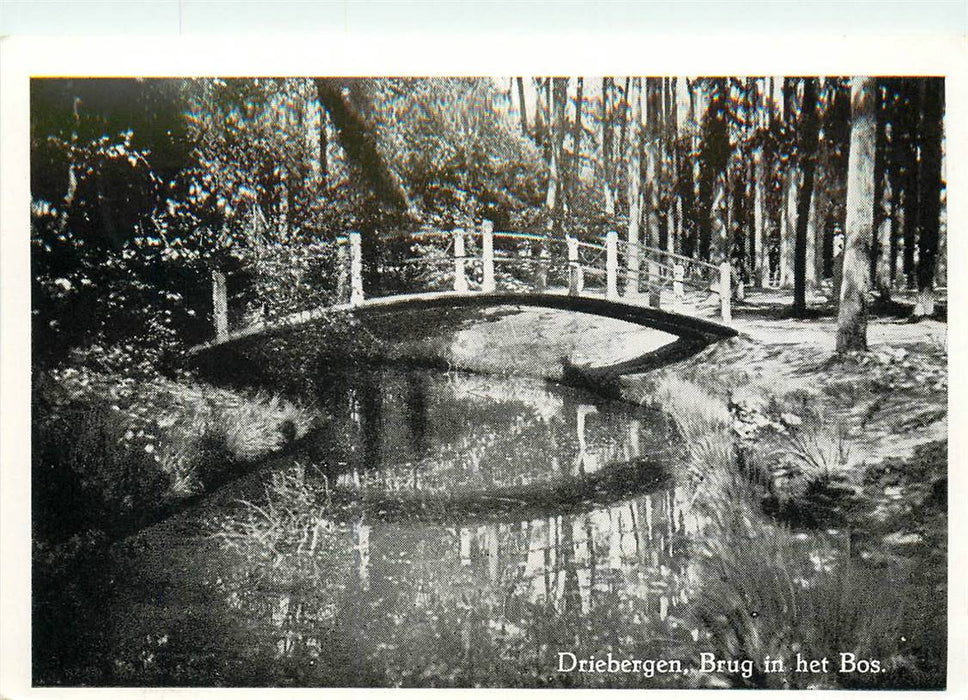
xmin=870 ymin=81 xmax=890 ymax=297
xmin=601 ymin=77 xmax=616 ymax=217
xmin=568 ymin=77 xmax=584 ymax=214
xmin=516 ymin=77 xmax=528 ymax=135
xmin=778 ymin=78 xmax=798 ymax=287
xmin=793 ymin=77 xmax=820 ymax=314
xmin=626 ymin=78 xmax=643 ymax=294
xmin=697 ymin=79 xmax=729 ymax=262
xmin=899 ymin=79 xmax=921 ymax=289
xmin=836 ymin=77 xmax=878 ymax=351
xmin=913 ymin=78 xmax=944 ymax=318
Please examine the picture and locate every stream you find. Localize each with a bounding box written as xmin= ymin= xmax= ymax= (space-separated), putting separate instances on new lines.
xmin=34 ymin=364 xmax=831 ymax=687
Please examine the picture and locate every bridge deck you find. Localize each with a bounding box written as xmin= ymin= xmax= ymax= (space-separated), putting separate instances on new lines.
xmin=187 ymin=289 xmax=737 ymax=357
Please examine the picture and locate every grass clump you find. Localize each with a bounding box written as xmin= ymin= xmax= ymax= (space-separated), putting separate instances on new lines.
xmin=637 ymin=363 xmax=944 ymax=690
xmin=688 ymin=518 xmax=937 ymax=689
xmin=33 ymin=358 xmax=315 ymax=544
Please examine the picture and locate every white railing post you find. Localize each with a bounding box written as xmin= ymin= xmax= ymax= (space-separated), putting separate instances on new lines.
xmin=335 ymin=237 xmax=349 ymax=303
xmin=212 ymin=270 xmax=228 ymax=341
xmin=626 ymin=243 xmax=640 ymax=298
xmin=606 ymin=231 xmax=619 ymax=301
xmin=719 ymin=261 xmax=732 ymax=324
xmin=349 ymin=231 xmax=364 ymax=306
xmin=453 ymin=229 xmax=468 ymax=293
xmin=534 ymin=242 xmax=549 ymax=292
xmin=566 ymin=235 xmax=583 ymax=296
xmin=648 ymin=260 xmax=661 ymax=307
xmin=482 ymin=219 xmax=496 ymax=292
xmin=673 ymin=263 xmax=685 ymax=306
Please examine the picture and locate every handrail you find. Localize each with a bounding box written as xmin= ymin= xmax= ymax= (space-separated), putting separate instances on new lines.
xmin=206 ymin=225 xmax=734 ymax=340
xmin=490 ymin=231 xmax=552 ymax=243
xmin=627 ymin=240 xmax=721 ymax=273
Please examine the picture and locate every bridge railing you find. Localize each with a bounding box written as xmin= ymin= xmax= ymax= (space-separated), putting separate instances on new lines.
xmin=208 ymin=222 xmax=732 ymax=342
xmin=209 ymin=240 xmax=346 ymax=341
xmin=617 ymin=239 xmax=732 ymax=323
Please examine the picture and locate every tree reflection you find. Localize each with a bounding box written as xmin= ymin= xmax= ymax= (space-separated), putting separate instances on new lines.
xmin=44 ymin=366 xmax=862 ymax=688
xmin=312 ymin=367 xmax=674 ymax=498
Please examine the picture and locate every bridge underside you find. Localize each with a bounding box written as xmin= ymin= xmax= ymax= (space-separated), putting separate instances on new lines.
xmin=188 ymin=290 xmax=737 ymax=358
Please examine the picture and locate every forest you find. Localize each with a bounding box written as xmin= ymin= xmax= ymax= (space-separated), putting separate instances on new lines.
xmin=31 ymin=76 xmax=946 ymax=365
xmin=30 ymin=76 xmax=947 ymax=689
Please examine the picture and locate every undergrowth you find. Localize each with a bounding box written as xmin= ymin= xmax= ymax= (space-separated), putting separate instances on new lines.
xmin=640 ymin=370 xmax=945 ymax=689
xmin=32 ymin=359 xmax=315 ymax=546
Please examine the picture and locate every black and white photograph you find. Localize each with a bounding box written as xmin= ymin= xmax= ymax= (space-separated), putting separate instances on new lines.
xmin=17 ymin=69 xmax=951 ymax=690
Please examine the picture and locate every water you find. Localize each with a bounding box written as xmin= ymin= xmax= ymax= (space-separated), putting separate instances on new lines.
xmin=301 ymin=365 xmax=679 ymax=512
xmin=34 ymin=366 xmax=838 ymax=687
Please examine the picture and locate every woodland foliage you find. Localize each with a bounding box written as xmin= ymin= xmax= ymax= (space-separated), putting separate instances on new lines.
xmin=31 ymin=76 xmax=946 ymax=368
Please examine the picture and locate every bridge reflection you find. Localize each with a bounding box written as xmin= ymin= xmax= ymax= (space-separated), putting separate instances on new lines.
xmin=303 ymin=365 xmax=671 ymax=498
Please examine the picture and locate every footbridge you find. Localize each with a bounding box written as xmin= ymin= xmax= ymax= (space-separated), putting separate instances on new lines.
xmin=188 ymin=222 xmax=737 ymax=356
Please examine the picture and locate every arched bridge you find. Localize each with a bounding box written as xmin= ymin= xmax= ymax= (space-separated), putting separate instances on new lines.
xmin=188 ymin=223 xmax=737 ymax=357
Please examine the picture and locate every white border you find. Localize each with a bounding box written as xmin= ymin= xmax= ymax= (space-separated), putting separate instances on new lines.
xmin=2 ymin=33 xmax=966 ymax=700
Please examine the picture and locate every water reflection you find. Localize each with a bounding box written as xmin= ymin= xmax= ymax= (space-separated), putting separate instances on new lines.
xmin=88 ymin=478 xmax=701 ymax=686
xmin=40 ymin=366 xmax=848 ymax=687
xmin=305 ymin=367 xmax=674 ymax=498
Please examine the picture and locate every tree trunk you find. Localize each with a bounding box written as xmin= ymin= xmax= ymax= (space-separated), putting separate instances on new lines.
xmin=644 ymin=78 xmax=662 ymax=252
xmin=698 ymin=79 xmax=729 ymax=262
xmin=314 ymin=78 xmax=411 ymax=212
xmin=569 ymin=77 xmax=584 ymax=214
xmin=536 ymin=78 xmax=568 ymax=290
xmin=885 ymin=79 xmax=904 ymax=290
xmin=711 ymin=173 xmax=728 ymax=263
xmin=626 ymin=78 xmax=643 ymax=296
xmin=602 ymin=77 xmax=616 ymax=217
xmin=751 ymin=78 xmax=768 ymax=282
xmin=317 ymin=93 xmax=329 ymax=188
xmin=870 ymin=81 xmax=888 ymax=296
xmin=533 ymin=78 xmax=547 ymax=159
xmin=889 ymin=192 xmax=902 ymax=287
xmin=516 ymin=77 xmax=528 ymax=135
xmin=874 ymin=176 xmax=894 ymax=298
xmin=836 ymin=77 xmax=878 ymax=352
xmin=544 ymin=78 xmax=567 ymax=225
xmin=753 ymin=146 xmax=766 ymax=286
xmin=670 ymin=77 xmax=684 ymax=252
xmin=873 ymin=81 xmax=895 ymax=299
xmin=913 ymin=77 xmax=944 ymax=318
xmin=793 ymin=77 xmax=820 ymax=314
xmin=807 ymin=176 xmax=824 ymax=287
xmin=900 ymin=79 xmax=920 ymax=289
xmin=678 ymin=80 xmax=698 ymax=258
xmin=779 ymin=168 xmax=797 ymax=286
xmin=615 ymin=77 xmax=631 ymax=216
xmin=821 ymin=81 xmax=846 ymax=280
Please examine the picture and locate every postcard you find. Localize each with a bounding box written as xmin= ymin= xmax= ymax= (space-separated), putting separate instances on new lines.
xmin=1 ymin=34 xmax=965 ymax=697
